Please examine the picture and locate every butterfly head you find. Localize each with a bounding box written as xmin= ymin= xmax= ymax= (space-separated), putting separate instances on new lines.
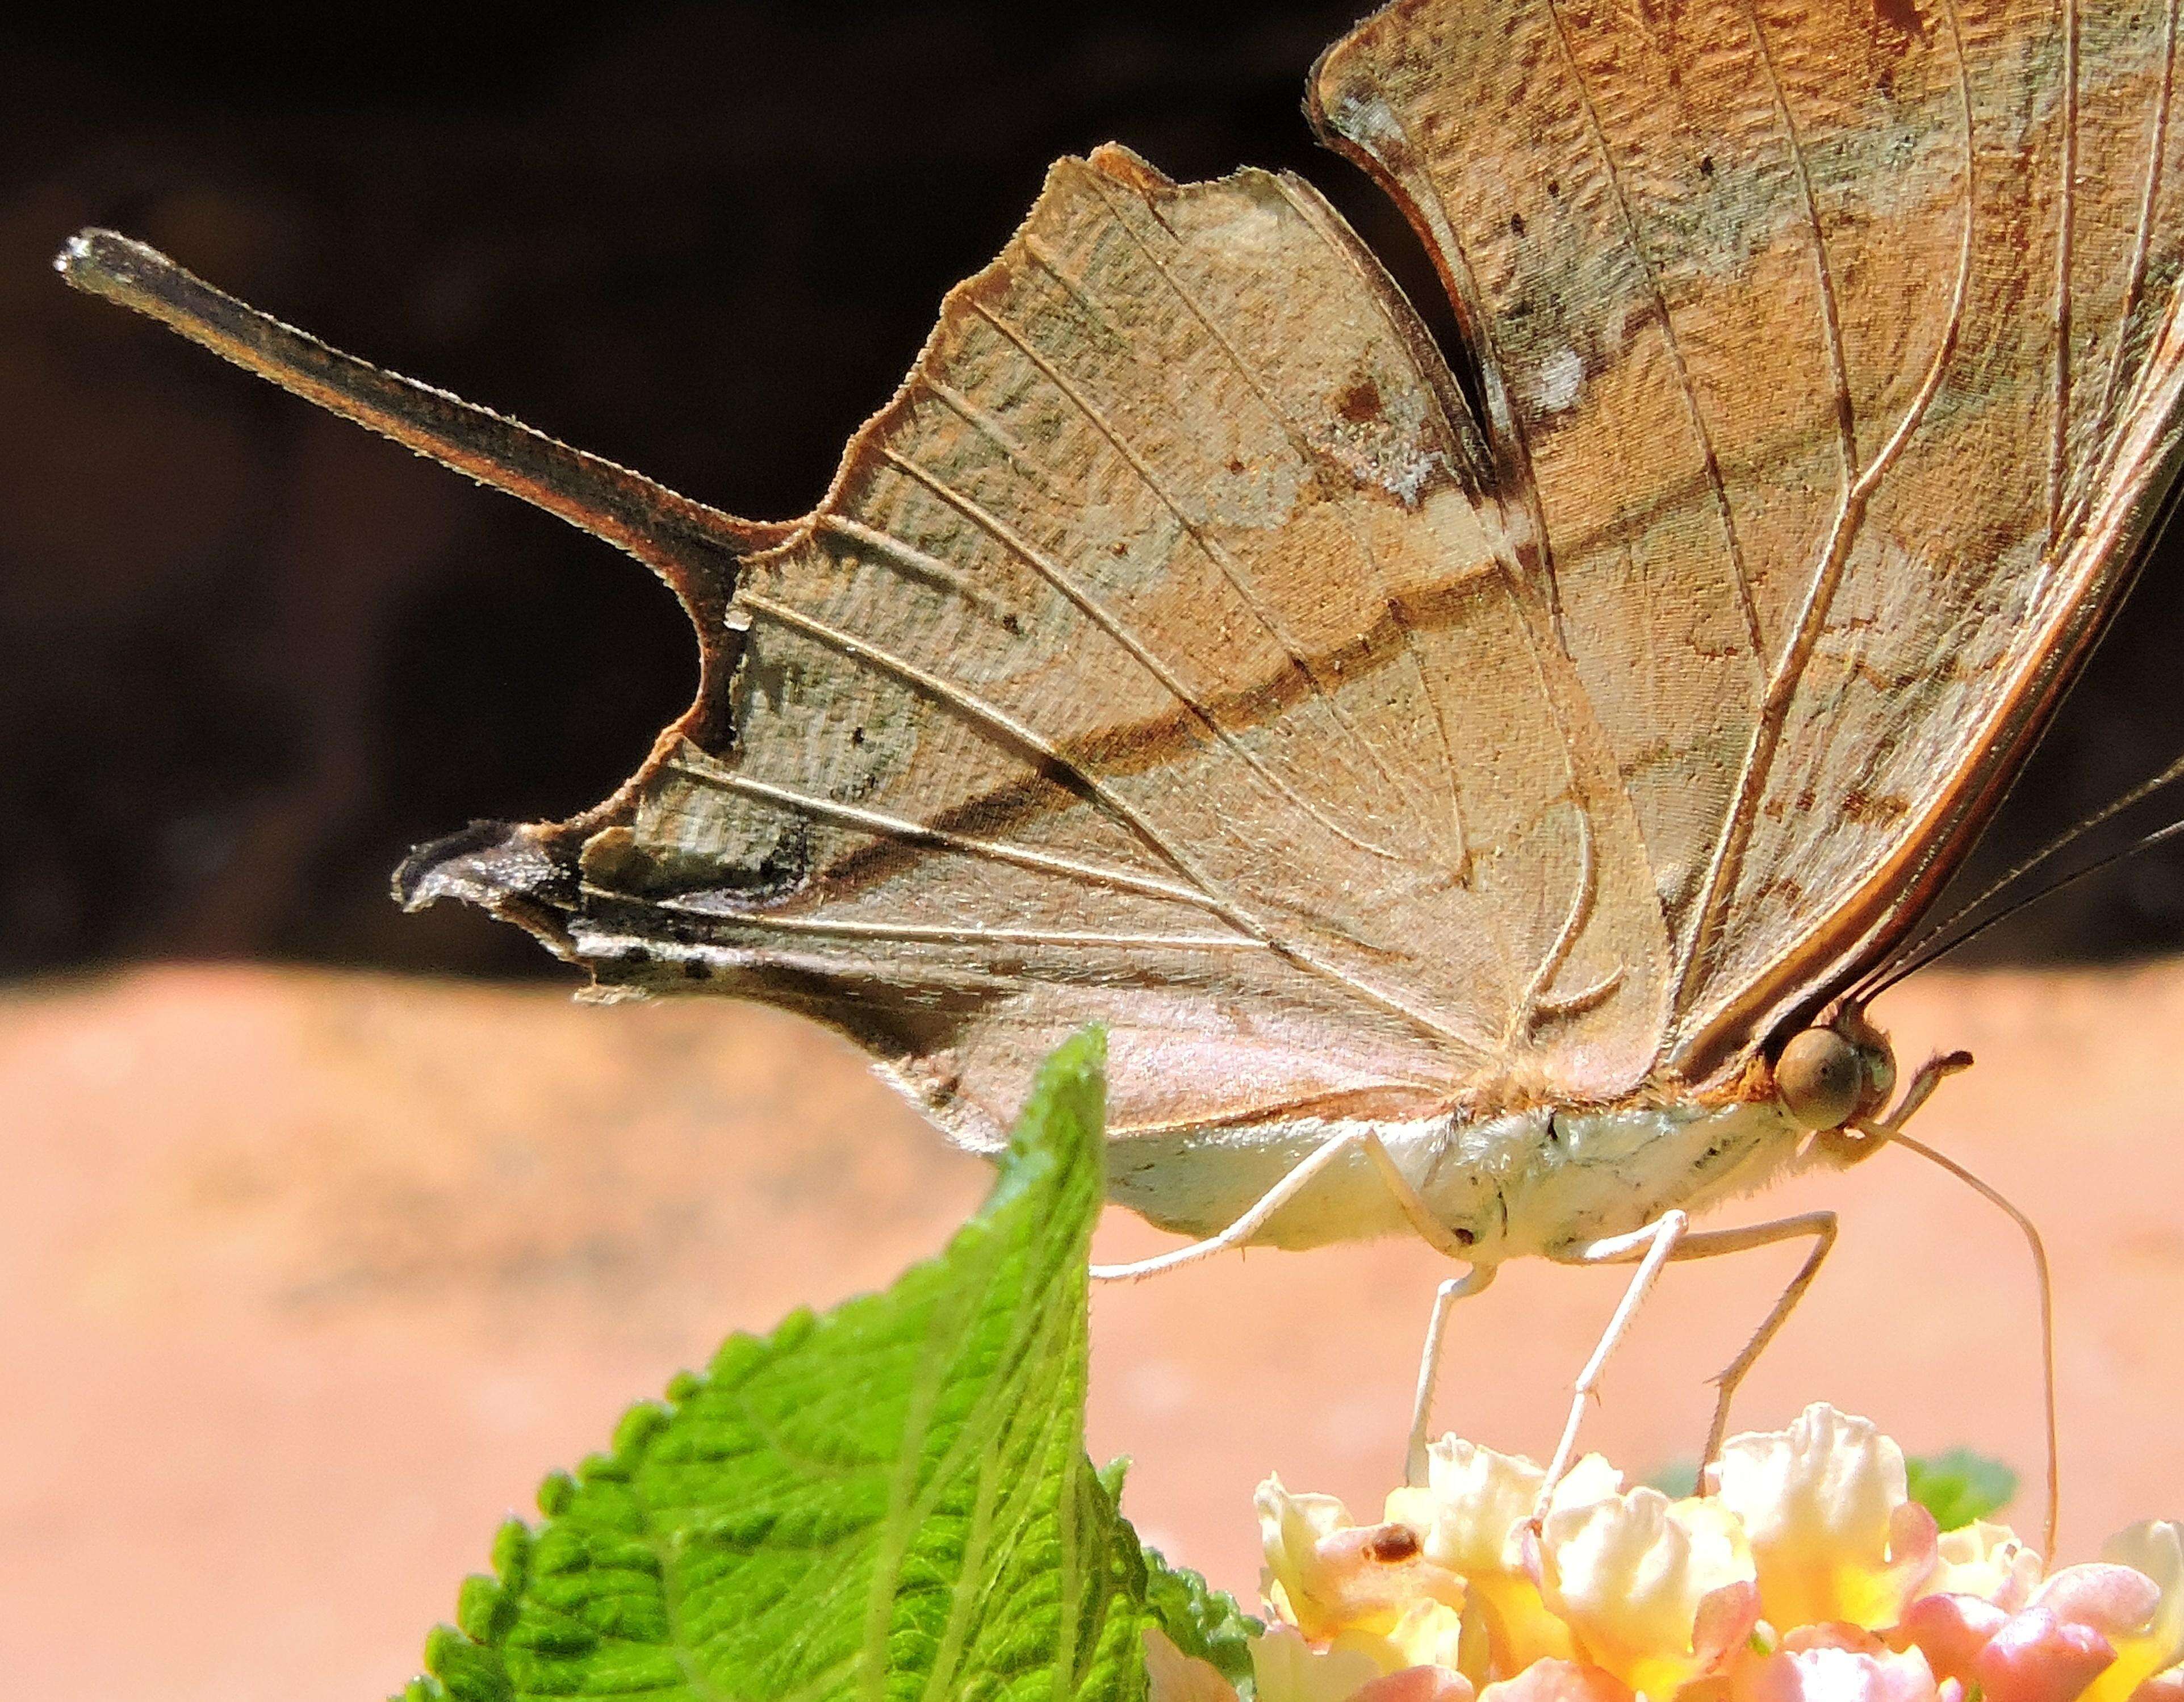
xmin=1773 ymin=1003 xmax=1896 ymax=1134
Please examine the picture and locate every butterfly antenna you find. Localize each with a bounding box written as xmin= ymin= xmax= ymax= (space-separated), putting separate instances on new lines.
xmin=1863 ymin=425 xmax=2184 ymax=1003
xmin=1861 ymin=805 xmax=2184 ymax=1001
xmin=1857 ymin=745 xmax=2184 ymax=1000
xmin=1877 ymin=1127 xmax=2060 ymax=1563
xmin=53 ymin=228 xmax=764 ymax=621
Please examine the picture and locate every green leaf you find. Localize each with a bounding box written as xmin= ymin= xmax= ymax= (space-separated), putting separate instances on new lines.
xmin=1141 ymin=1548 xmax=1260 ymax=1692
xmin=1906 ymin=1449 xmax=2019 ymax=1532
xmin=403 ymin=1028 xmax=1163 ymax=1702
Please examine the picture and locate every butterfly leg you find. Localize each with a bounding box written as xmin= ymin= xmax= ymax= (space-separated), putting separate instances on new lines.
xmin=1089 ymin=1127 xmax=1476 ymax=1281
xmin=1668 ymin=1212 xmax=1838 ymax=1471
xmin=1533 ymin=1209 xmax=1691 ymax=1511
xmin=1543 ymin=1211 xmax=1836 ymax=1490
xmin=1407 ymin=1262 xmax=1499 ymax=1483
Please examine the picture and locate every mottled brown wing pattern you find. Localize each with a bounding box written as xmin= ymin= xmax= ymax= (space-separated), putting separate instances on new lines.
xmin=383 ymin=0 xmax=2184 ymax=1151
xmin=507 ymin=147 xmax=1672 ymax=1144
xmin=1313 ymin=0 xmax=2184 ymax=1081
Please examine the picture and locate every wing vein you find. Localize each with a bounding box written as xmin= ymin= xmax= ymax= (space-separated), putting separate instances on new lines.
xmin=1508 ymin=790 xmax=1603 ymax=1044
xmin=875 ymin=444 xmax=1408 ymax=861
xmin=1544 ymin=0 xmax=1767 ymax=667
xmin=738 ymin=588 xmax=1221 ymax=894
xmin=1739 ymin=0 xmax=1862 ymax=485
xmin=1077 ymin=167 xmax=1475 ymax=868
xmin=2053 ymin=0 xmax=2083 ymax=542
xmin=1337 ymin=89 xmax=1574 ymax=649
xmin=2085 ymin=0 xmax=2179 ymax=508
xmin=1262 ymin=170 xmax=1521 ymax=884
xmin=651 ymin=910 xmax=1270 ymax=951
xmin=966 ymin=297 xmax=1428 ymax=857
xmin=663 ymin=751 xmax=1245 ymax=919
xmin=737 ymin=592 xmax=1487 ymax=1051
xmin=923 ymin=379 xmax=1062 ymax=490
xmin=1346 ymin=507 xmax=1476 ymax=881
xmin=816 ymin=513 xmax=1014 ymax=621
xmin=1671 ymin=0 xmax=1980 ymax=1026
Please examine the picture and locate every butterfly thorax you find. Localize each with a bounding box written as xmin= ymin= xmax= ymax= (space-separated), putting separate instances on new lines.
xmin=1488 ymin=1097 xmax=1809 ymax=1261
xmin=1422 ymin=1009 xmax=1901 ymax=1260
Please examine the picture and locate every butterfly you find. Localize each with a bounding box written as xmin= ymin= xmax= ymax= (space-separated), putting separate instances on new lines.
xmin=58 ymin=0 xmax=2184 ymax=1529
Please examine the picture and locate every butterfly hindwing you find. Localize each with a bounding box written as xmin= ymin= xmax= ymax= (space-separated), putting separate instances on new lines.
xmin=424 ymin=147 xmax=1671 ymax=1145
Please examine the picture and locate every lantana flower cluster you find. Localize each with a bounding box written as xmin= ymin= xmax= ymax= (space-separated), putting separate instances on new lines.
xmin=1146 ymin=1404 xmax=2183 ymax=1702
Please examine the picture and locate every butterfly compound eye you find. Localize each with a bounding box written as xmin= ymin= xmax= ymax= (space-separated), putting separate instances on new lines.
xmin=1775 ymin=1027 xmax=1864 ymax=1132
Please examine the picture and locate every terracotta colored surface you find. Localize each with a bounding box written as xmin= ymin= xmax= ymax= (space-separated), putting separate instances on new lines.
xmin=2 ymin=962 xmax=2180 ymax=1699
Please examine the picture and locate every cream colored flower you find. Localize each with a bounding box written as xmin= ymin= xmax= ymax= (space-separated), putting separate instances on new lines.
xmin=1145 ymin=1622 xmax=1472 ymax=1702
xmin=1386 ymin=1438 xmax=1613 ymax=1677
xmin=1925 ymin=1521 xmax=2045 ymax=1613
xmin=1534 ymin=1479 xmax=1760 ymax=1699
xmin=1251 ymin=1622 xmax=1414 ymax=1702
xmin=1259 ymin=1477 xmax=1466 ymax=1644
xmin=1730 ymin=1642 xmax=1944 ymax=1702
xmin=1144 ymin=1627 xmax=1246 ymax=1702
xmin=1381 ymin=1599 xmax=1470 ymax=1672
xmin=2078 ymin=1523 xmax=2184 ymax=1702
xmin=1475 ymin=1658 xmax=1635 ymax=1702
xmin=1893 ymin=1534 xmax=2178 ymax=1702
xmin=1205 ymin=1411 xmax=2176 ymax=1702
xmin=1261 ymin=1481 xmax=1374 ymax=1640
xmin=1713 ymin=1404 xmax=1938 ymax=1632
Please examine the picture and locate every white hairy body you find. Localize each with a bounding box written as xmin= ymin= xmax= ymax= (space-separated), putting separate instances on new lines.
xmin=1095 ymin=1098 xmax=1807 ymax=1260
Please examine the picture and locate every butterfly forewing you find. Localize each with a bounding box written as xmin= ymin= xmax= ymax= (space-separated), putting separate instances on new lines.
xmin=1312 ymin=0 xmax=2184 ymax=1081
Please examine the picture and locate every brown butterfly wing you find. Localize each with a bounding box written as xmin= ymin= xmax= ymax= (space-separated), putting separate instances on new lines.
xmin=1312 ymin=0 xmax=2184 ymax=1081
xmin=407 ymin=147 xmax=1672 ymax=1146
xmin=403 ymin=0 xmax=2184 ymax=1145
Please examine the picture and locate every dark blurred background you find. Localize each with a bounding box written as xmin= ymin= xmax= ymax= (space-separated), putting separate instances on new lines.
xmin=9 ymin=0 xmax=2184 ymax=984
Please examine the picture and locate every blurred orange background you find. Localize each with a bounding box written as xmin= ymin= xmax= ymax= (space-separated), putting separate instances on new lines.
xmin=6 ymin=961 xmax=2182 ymax=1700
xmin=7 ymin=6 xmax=2184 ymax=1699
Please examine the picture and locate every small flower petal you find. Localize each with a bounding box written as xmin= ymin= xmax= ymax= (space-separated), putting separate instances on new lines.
xmin=2080 ymin=1524 xmax=2184 ymax=1702
xmin=1550 ymin=1456 xmax=1631 ymax=1518
xmin=1386 ymin=1438 xmax=1603 ymax=1676
xmin=1536 ymin=1484 xmax=1759 ymax=1698
xmin=1893 ymin=1592 xmax=2010 ymax=1684
xmin=1262 ymin=1479 xmax=1370 ymax=1638
xmin=1352 ymin=1667 xmax=1476 ymax=1702
xmin=1972 ymin=1605 xmax=2117 ymax=1702
xmin=1733 ymin=1644 xmax=1944 ymax=1702
xmin=1252 ymin=1623 xmax=1395 ymax=1702
xmin=1926 ymin=1523 xmax=2046 ymax=1613
xmin=1260 ymin=1478 xmax=1465 ymax=1641
xmin=2129 ymin=1667 xmax=2184 ymax=1702
xmin=1783 ymin=1624 xmax=1890 ymax=1655
xmin=1477 ymin=1658 xmax=1637 ymax=1702
xmin=1384 ymin=1600 xmax=1471 ymax=1672
xmin=1390 ymin=1439 xmax=1549 ymax=1577
xmin=1146 ymin=1626 xmax=1244 ymax=1702
xmin=2034 ymin=1566 xmax=2164 ymax=1645
xmin=1714 ymin=1404 xmax=1938 ymax=1631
